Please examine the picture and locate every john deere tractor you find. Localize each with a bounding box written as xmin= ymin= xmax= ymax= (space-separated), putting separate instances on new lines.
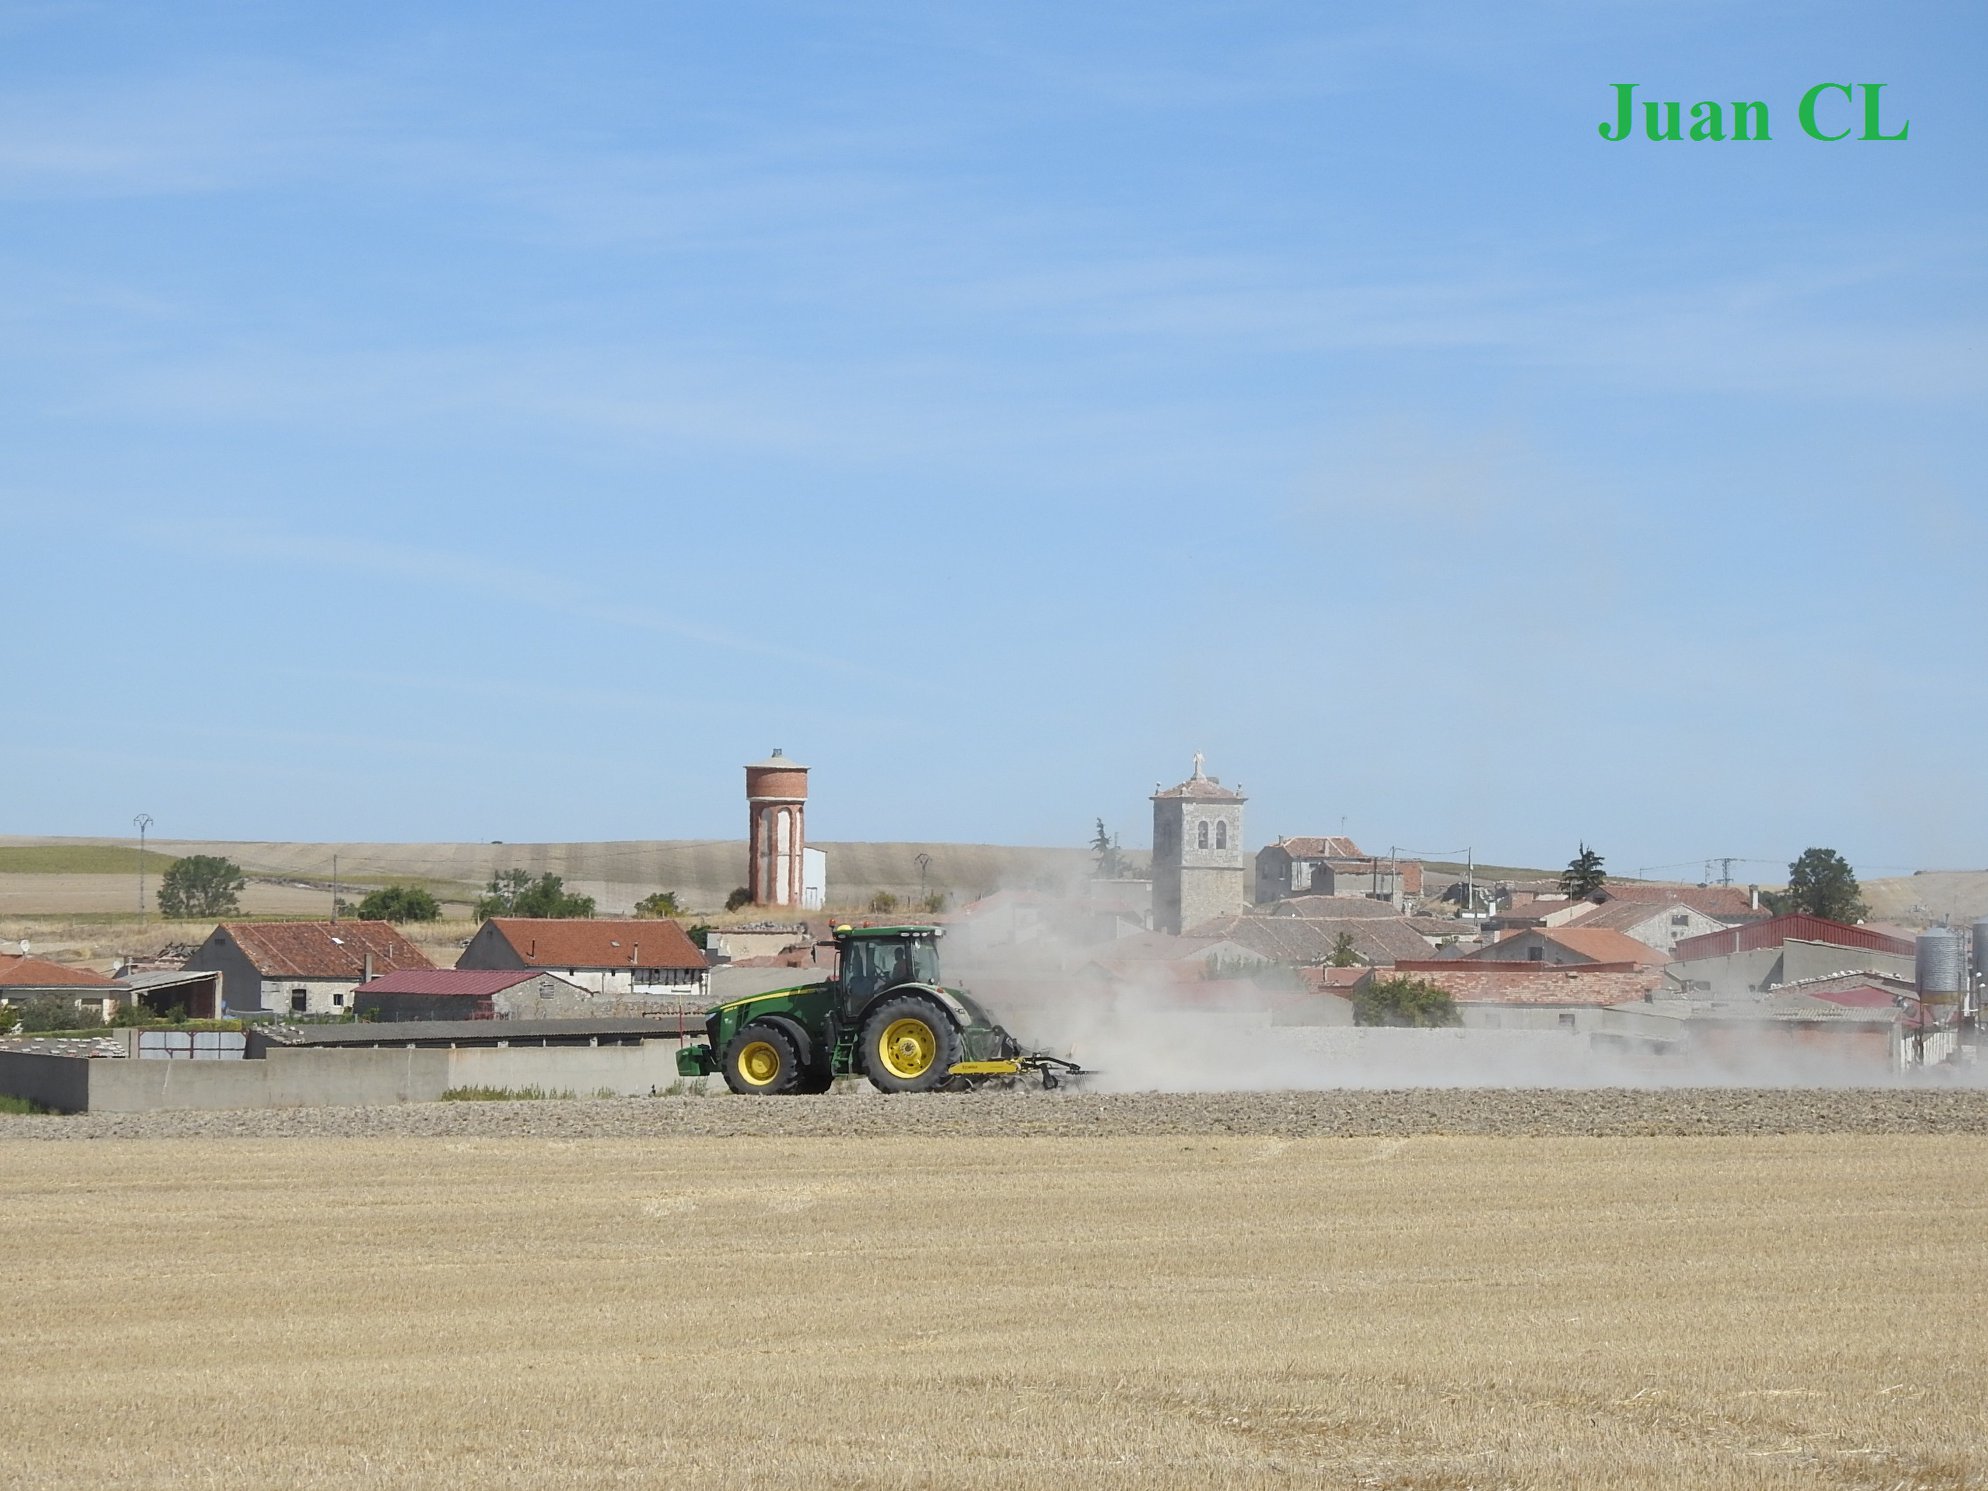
xmin=675 ymin=924 xmax=1082 ymax=1095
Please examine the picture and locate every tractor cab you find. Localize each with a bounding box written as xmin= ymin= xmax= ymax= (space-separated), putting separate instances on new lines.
xmin=832 ymin=924 xmax=944 ymax=1014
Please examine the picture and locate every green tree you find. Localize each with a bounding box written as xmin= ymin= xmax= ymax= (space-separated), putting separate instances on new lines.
xmin=9 ymin=995 xmax=103 ymax=1033
xmin=1772 ymin=848 xmax=1868 ymax=922
xmin=475 ymin=868 xmax=533 ymax=918
xmin=1353 ymin=975 xmax=1460 ymax=1028
xmin=868 ymin=891 xmax=899 ymax=914
xmin=1559 ymin=843 xmax=1607 ymax=900
xmin=634 ymin=890 xmax=685 ymax=918
xmin=352 ymin=885 xmax=441 ymax=923
xmin=474 ymin=869 xmax=595 ymax=921
xmin=1090 ymin=818 xmax=1124 ymax=879
xmin=918 ymin=890 xmax=949 ymax=914
xmin=157 ymin=854 xmax=245 ymax=919
xmin=725 ymin=887 xmax=753 ymax=912
xmin=1327 ymin=931 xmax=1362 ymax=967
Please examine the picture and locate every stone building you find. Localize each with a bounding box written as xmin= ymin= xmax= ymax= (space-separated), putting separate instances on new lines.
xmin=1151 ymin=755 xmax=1247 ymax=935
xmin=182 ymin=921 xmax=433 ymax=1015
xmin=1254 ymin=836 xmax=1424 ymax=909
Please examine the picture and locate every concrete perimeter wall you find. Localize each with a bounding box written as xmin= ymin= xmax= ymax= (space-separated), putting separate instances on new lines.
xmin=0 ymin=1040 xmax=690 ymax=1113
xmin=0 ymin=1050 xmax=95 ymax=1112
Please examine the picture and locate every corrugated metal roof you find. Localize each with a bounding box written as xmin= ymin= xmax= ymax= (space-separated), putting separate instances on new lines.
xmin=257 ymin=1017 xmax=695 ymax=1048
xmin=357 ymin=969 xmax=559 ymax=996
xmin=1673 ymin=914 xmax=1914 ymax=963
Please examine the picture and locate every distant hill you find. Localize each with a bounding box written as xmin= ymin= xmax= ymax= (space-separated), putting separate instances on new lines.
xmin=9 ymin=834 xmax=1973 ymax=930
xmin=1861 ymin=872 xmax=1988 ymax=929
xmin=0 ymin=836 xmax=1111 ymax=917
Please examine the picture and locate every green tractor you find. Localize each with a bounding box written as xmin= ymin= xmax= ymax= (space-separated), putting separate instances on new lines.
xmin=675 ymin=923 xmax=1083 ymax=1095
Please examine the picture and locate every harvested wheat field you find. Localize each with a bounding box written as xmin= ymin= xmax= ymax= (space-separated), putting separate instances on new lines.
xmin=2 ymin=1133 xmax=1985 ymax=1490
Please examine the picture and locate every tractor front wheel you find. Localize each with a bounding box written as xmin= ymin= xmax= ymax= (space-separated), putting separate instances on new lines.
xmin=722 ymin=1022 xmax=804 ymax=1095
xmin=861 ymin=995 xmax=961 ymax=1094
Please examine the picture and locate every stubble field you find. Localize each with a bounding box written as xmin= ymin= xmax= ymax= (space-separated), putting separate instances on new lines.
xmin=2 ymin=1129 xmax=1984 ymax=1489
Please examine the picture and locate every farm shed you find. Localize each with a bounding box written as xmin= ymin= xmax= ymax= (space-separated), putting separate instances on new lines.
xmin=119 ymin=969 xmax=223 ymax=1020
xmin=1666 ymin=916 xmax=1917 ymax=999
xmin=354 ymin=968 xmax=595 ymax=1022
xmin=183 ymin=921 xmax=433 ymax=1014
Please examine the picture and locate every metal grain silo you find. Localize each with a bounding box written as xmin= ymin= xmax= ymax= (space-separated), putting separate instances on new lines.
xmin=1915 ymin=929 xmax=1964 ymax=1000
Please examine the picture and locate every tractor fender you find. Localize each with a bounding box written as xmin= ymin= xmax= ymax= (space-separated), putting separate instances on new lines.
xmin=856 ymin=983 xmax=970 ymax=1035
xmin=750 ymin=1013 xmax=818 ymax=1068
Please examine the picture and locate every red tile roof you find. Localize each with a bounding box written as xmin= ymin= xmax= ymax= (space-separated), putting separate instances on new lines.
xmin=1461 ymin=927 xmax=1670 ymax=968
xmin=1268 ymin=895 xmax=1404 ymax=920
xmin=1546 ymin=928 xmax=1671 ymax=966
xmin=1382 ymin=962 xmax=1667 ymax=1007
xmin=480 ymin=918 xmax=707 ymax=971
xmin=1153 ymin=772 xmax=1244 ymax=801
xmin=1263 ymin=836 xmax=1366 ymax=859
xmin=214 ymin=922 xmax=433 ymax=979
xmin=1595 ymin=884 xmax=1760 ymax=918
xmin=0 ymin=955 xmax=119 ymax=989
xmin=1187 ymin=913 xmax=1431 ymax=966
xmin=1562 ymin=900 xmax=1708 ymax=934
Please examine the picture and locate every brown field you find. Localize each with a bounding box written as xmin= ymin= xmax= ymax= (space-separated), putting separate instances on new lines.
xmin=0 ymin=872 xmax=351 ymax=919
xmin=2 ymin=1132 xmax=1984 ymax=1489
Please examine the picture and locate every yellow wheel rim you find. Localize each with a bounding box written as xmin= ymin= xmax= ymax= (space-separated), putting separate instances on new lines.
xmin=736 ymin=1040 xmax=782 ymax=1087
xmin=877 ymin=1017 xmax=938 ymax=1080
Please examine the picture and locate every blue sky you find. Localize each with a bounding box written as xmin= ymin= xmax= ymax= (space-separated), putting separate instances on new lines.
xmin=4 ymin=1 xmax=1982 ymax=875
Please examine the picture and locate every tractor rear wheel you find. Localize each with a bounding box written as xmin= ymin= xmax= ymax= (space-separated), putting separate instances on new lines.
xmin=861 ymin=995 xmax=961 ymax=1094
xmin=722 ymin=1022 xmax=803 ymax=1095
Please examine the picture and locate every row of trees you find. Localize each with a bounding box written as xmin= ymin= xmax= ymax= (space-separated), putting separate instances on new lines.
xmin=1558 ymin=844 xmax=1866 ymax=921
xmin=145 ymin=856 xmax=678 ymax=924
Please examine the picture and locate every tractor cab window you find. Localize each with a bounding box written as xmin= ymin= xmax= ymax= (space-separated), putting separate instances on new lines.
xmin=839 ymin=938 xmax=941 ymax=1004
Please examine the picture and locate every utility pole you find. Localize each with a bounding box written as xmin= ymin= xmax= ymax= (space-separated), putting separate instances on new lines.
xmin=331 ymin=853 xmax=339 ymax=922
xmin=1465 ymin=847 xmax=1474 ymax=918
xmin=133 ymin=813 xmax=154 ymax=919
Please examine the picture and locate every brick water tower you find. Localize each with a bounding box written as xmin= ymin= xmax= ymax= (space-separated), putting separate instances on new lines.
xmin=745 ymin=749 xmax=809 ymax=907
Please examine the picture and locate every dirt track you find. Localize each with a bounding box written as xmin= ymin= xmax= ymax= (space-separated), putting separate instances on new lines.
xmin=6 ymin=1085 xmax=1988 ymax=1141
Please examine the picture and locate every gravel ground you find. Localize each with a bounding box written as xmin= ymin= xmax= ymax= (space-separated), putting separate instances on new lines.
xmin=5 ymin=1086 xmax=1988 ymax=1140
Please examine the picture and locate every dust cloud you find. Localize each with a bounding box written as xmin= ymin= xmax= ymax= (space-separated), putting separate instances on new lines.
xmin=944 ymin=902 xmax=1984 ymax=1093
